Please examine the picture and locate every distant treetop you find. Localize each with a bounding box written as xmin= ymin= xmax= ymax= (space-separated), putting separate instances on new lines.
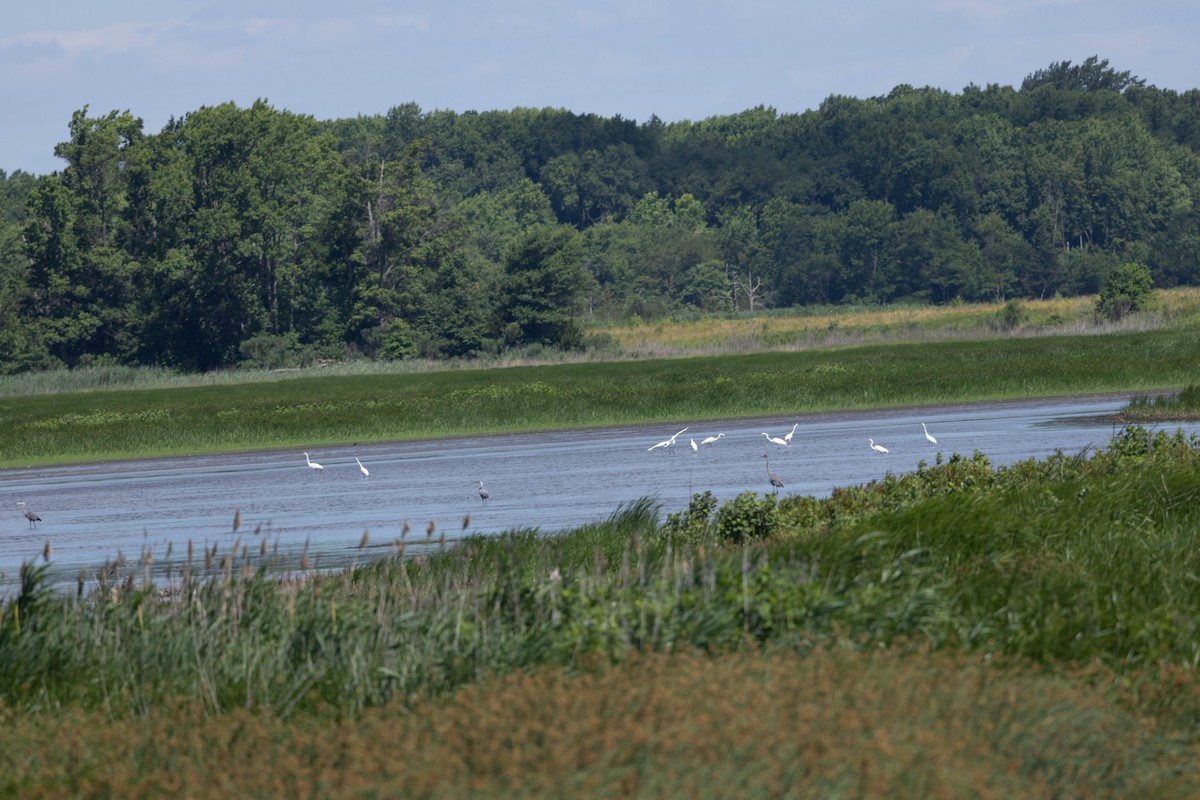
xmin=1021 ymin=55 xmax=1147 ymax=94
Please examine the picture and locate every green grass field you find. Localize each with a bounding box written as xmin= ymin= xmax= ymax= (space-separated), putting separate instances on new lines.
xmin=1 ymin=327 xmax=1197 ymax=466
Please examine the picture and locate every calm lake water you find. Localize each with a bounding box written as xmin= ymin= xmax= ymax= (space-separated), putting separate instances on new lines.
xmin=3 ymin=396 xmax=1197 ymax=596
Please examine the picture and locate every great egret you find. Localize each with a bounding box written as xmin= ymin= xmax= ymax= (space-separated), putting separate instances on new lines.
xmin=304 ymin=452 xmax=323 ymax=470
xmin=700 ymin=433 xmax=725 ymax=446
xmin=763 ymin=455 xmax=783 ymax=494
xmin=921 ymin=423 xmax=937 ymax=445
xmin=761 ymin=432 xmax=788 ymax=447
xmin=477 ymin=480 xmax=490 ymax=503
xmin=784 ymin=423 xmax=799 ymax=444
xmin=690 ymin=438 xmax=698 ymax=453
xmin=868 ymin=438 xmax=889 ymax=455
xmin=17 ymin=501 xmax=41 ymax=528
xmin=648 ymin=426 xmax=689 ymax=452
xmin=356 ymin=457 xmax=369 ymax=477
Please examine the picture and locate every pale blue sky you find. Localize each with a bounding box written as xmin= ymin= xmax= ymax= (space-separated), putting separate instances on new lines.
xmin=4 ymin=0 xmax=1198 ymax=175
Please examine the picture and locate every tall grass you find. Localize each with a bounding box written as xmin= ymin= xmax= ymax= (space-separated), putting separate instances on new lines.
xmin=1119 ymin=384 xmax=1200 ymax=421
xmin=2 ymin=328 xmax=1198 ymax=465
xmin=606 ymin=287 xmax=1200 ymax=355
xmin=3 ymin=648 xmax=1194 ymax=799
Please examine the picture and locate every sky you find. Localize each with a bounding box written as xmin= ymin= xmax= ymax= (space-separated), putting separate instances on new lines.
xmin=4 ymin=0 xmax=1199 ymax=175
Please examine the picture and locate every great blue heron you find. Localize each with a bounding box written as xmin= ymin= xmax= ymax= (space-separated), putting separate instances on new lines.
xmin=921 ymin=423 xmax=937 ymax=445
xmin=356 ymin=457 xmax=369 ymax=477
xmin=784 ymin=423 xmax=799 ymax=444
xmin=762 ymin=455 xmax=783 ymax=494
xmin=304 ymin=452 xmax=324 ymax=470
xmin=700 ymin=433 xmax=725 ymax=446
xmin=648 ymin=426 xmax=689 ymax=452
xmin=477 ymin=480 xmax=490 ymax=503
xmin=868 ymin=438 xmax=889 ymax=455
xmin=17 ymin=502 xmax=41 ymax=528
xmin=761 ymin=432 xmax=788 ymax=447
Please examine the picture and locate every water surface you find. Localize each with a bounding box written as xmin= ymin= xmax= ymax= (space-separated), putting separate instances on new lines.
xmin=3 ymin=396 xmax=1195 ymax=596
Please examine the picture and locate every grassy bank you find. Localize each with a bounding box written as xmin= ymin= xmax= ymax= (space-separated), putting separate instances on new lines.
xmin=1119 ymin=384 xmax=1200 ymax=421
xmin=2 ymin=426 xmax=1199 ymax=796
xmin=604 ymin=287 xmax=1200 ymax=356
xmin=2 ymin=327 xmax=1198 ymax=466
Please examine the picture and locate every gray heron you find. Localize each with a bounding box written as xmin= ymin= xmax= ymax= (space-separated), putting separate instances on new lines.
xmin=17 ymin=502 xmax=41 ymax=528
xmin=762 ymin=455 xmax=783 ymax=494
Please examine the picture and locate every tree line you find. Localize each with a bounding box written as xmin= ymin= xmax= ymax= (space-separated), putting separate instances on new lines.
xmin=1 ymin=56 xmax=1198 ymax=373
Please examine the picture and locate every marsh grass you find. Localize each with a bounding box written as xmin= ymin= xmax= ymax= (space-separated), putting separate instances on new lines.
xmin=2 ymin=328 xmax=1198 ymax=465
xmin=605 ymin=287 xmax=1200 ymax=356
xmin=2 ymin=648 xmax=1195 ymax=799
xmin=1119 ymin=384 xmax=1200 ymax=421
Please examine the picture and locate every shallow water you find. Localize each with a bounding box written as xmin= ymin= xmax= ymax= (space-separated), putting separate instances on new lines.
xmin=2 ymin=396 xmax=1196 ymax=596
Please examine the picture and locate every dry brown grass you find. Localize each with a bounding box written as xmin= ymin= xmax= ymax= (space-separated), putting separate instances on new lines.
xmin=4 ymin=647 xmax=1195 ymax=799
xmin=605 ymin=288 xmax=1200 ymax=358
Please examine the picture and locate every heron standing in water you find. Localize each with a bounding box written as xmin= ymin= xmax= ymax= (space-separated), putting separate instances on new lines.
xmin=762 ymin=455 xmax=784 ymax=494
xmin=17 ymin=502 xmax=41 ymax=528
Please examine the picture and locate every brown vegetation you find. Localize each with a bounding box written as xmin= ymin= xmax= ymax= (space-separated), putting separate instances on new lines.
xmin=3 ymin=647 xmax=1195 ymax=799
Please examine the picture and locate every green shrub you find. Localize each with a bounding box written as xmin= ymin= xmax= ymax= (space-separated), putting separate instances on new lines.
xmin=663 ymin=490 xmax=718 ymax=543
xmin=715 ymin=491 xmax=778 ymax=544
xmin=1096 ymin=261 xmax=1154 ymax=321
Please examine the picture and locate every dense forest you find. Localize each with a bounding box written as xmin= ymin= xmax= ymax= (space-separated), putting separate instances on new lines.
xmin=1 ymin=56 xmax=1198 ymax=373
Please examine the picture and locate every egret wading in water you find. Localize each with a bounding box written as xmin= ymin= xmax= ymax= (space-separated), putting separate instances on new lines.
xmin=761 ymin=432 xmax=788 ymax=447
xmin=784 ymin=423 xmax=799 ymax=444
xmin=356 ymin=457 xmax=369 ymax=477
xmin=762 ymin=455 xmax=784 ymax=494
xmin=304 ymin=452 xmax=323 ymax=471
xmin=700 ymin=433 xmax=725 ymax=446
xmin=921 ymin=423 xmax=937 ymax=445
xmin=868 ymin=438 xmax=889 ymax=455
xmin=17 ymin=502 xmax=41 ymax=528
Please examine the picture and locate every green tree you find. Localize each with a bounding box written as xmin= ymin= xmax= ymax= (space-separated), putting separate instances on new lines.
xmin=1021 ymin=56 xmax=1145 ymax=93
xmin=498 ymin=225 xmax=588 ymax=349
xmin=0 ymin=170 xmax=45 ymax=371
xmin=1095 ymin=261 xmax=1155 ymax=320
xmin=22 ymin=109 xmax=145 ymax=365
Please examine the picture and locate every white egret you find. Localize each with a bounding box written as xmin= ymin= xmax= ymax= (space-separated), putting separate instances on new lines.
xmin=356 ymin=457 xmax=370 ymax=477
xmin=868 ymin=438 xmax=889 ymax=455
xmin=690 ymin=438 xmax=698 ymax=453
xmin=761 ymin=432 xmax=788 ymax=447
xmin=304 ymin=452 xmax=324 ymax=470
xmin=17 ymin=501 xmax=41 ymax=528
xmin=700 ymin=433 xmax=725 ymax=446
xmin=921 ymin=423 xmax=937 ymax=445
xmin=784 ymin=423 xmax=799 ymax=444
xmin=763 ymin=455 xmax=784 ymax=494
xmin=648 ymin=426 xmax=689 ymax=452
